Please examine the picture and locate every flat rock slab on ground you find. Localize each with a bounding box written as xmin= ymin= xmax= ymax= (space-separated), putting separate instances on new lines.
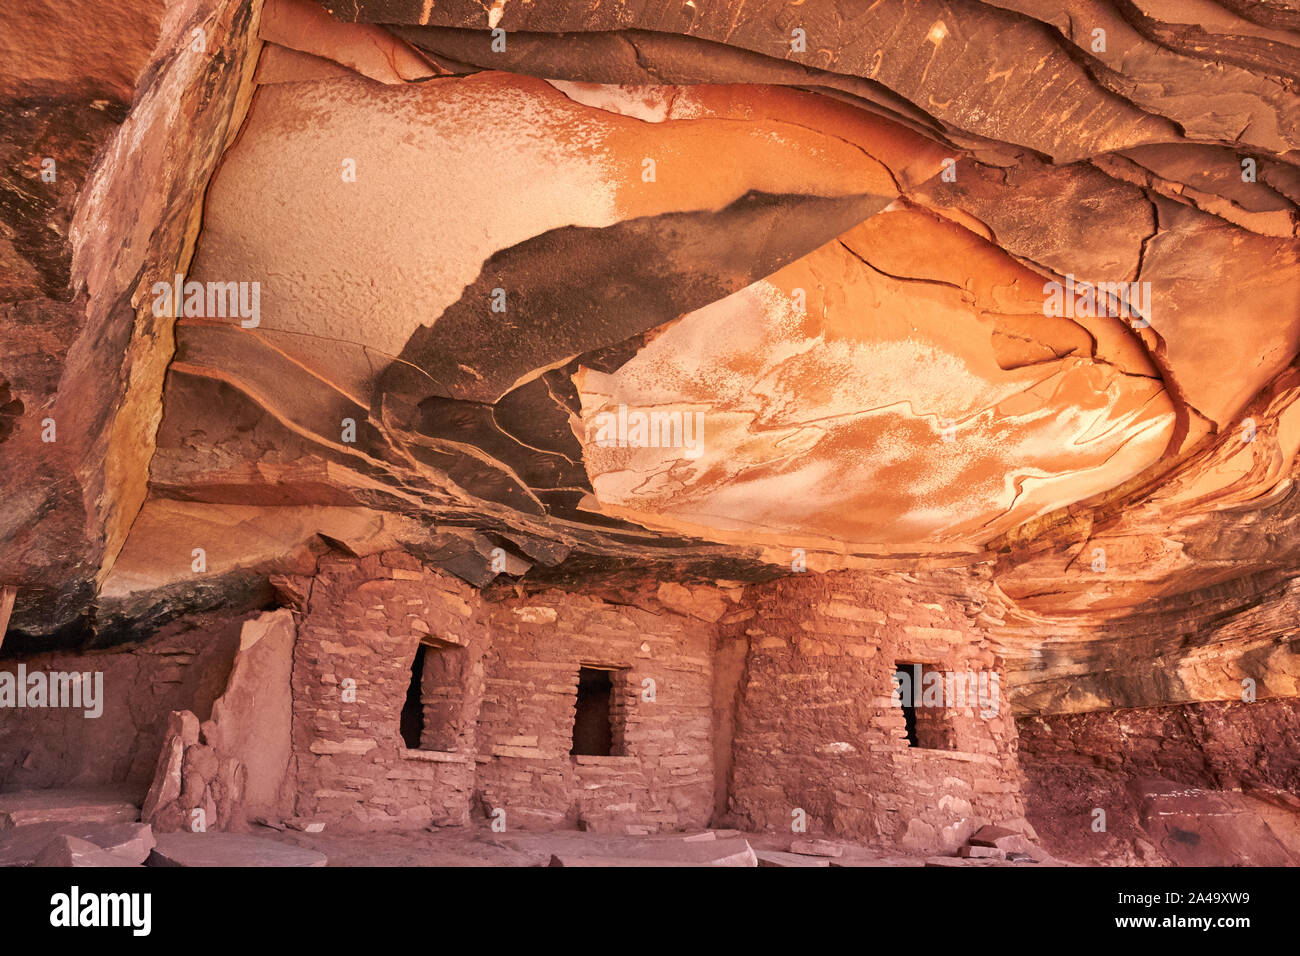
xmin=757 ymin=850 xmax=831 ymax=867
xmin=958 ymin=845 xmax=1005 ymax=859
xmin=34 ymin=835 xmax=131 ymax=868
xmin=968 ymin=825 xmax=1022 ymax=848
xmin=966 ymin=824 xmax=1053 ymax=861
xmin=0 ymin=822 xmax=155 ymax=867
xmin=0 ymin=789 xmax=140 ymax=829
xmin=549 ymin=855 xmax=686 ymax=867
xmin=250 ymin=828 xmax=986 ymax=867
xmin=678 ymin=829 xmax=742 ymax=842
xmin=829 ymin=855 xmax=926 ymax=867
xmin=149 ymin=832 xmax=328 ymax=867
xmin=925 ymin=856 xmax=1021 ymax=867
xmin=926 ymin=855 xmax=1068 ymax=867
xmin=548 ymin=836 xmax=757 ymax=867
xmin=790 ymin=838 xmax=844 ymax=858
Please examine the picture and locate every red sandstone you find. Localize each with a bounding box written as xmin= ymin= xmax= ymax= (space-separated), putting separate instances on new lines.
xmin=0 ymin=0 xmax=1297 ymax=878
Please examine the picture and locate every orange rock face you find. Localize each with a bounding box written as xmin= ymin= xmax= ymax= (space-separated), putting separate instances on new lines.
xmin=1 ymin=0 xmax=1296 ymax=670
xmin=574 ymin=207 xmax=1175 ymax=550
xmin=2 ymin=0 xmax=1300 ymax=870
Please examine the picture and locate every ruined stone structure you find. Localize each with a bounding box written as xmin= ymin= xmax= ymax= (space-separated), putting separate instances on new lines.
xmin=289 ymin=554 xmax=717 ymax=834
xmin=1 ymin=556 xmax=1029 ymax=855
xmin=722 ymin=572 xmax=1024 ymax=851
xmin=2 ymin=0 xmax=1299 ymax=869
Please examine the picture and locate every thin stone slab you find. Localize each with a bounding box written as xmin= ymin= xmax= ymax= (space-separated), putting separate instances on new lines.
xmin=757 ymin=850 xmax=831 ymax=868
xmin=968 ymin=825 xmax=1022 ymax=848
xmin=643 ymin=836 xmax=756 ymax=867
xmin=958 ymin=845 xmax=1005 ymax=859
xmin=549 ymin=837 xmax=756 ymax=867
xmin=549 ymin=855 xmax=685 ymax=867
xmin=925 ymin=856 xmax=998 ymax=867
xmin=925 ymin=855 xmax=1032 ymax=867
xmin=33 ymin=836 xmax=128 ymax=868
xmin=790 ymin=838 xmax=844 ymax=858
xmin=829 ymin=855 xmax=926 ymax=868
xmin=654 ymin=828 xmax=741 ymax=843
xmin=0 ymin=822 xmax=155 ymax=866
xmin=967 ymin=825 xmax=1052 ymax=861
xmin=148 ymin=832 xmax=327 ymax=867
xmin=0 ymin=789 xmax=140 ymax=829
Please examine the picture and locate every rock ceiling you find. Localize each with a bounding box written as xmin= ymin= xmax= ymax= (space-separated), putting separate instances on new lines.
xmin=1 ymin=0 xmax=1298 ymax=713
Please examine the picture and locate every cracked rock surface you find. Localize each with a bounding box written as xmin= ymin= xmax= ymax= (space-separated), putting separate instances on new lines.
xmin=1 ymin=0 xmax=1298 ymax=721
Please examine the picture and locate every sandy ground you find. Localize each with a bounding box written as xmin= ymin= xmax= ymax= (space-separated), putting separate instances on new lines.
xmin=255 ymin=824 xmax=932 ymax=867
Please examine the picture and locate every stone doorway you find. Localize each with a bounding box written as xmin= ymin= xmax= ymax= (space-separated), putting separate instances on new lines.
xmin=400 ymin=640 xmax=471 ymax=752
xmin=571 ymin=665 xmax=626 ymax=757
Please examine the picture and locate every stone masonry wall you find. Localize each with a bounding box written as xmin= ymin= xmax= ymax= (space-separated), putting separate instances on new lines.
xmin=289 ymin=554 xmax=715 ymax=833
xmin=0 ymin=612 xmax=241 ymax=794
xmin=474 ymin=591 xmax=715 ymax=833
xmin=272 ymin=553 xmax=1030 ymax=843
xmin=290 ymin=552 xmax=486 ymax=830
xmin=720 ymin=569 xmax=1026 ymax=853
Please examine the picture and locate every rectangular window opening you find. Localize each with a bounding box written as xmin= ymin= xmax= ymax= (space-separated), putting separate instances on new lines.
xmin=400 ymin=640 xmax=469 ymax=752
xmin=894 ymin=661 xmax=955 ymax=750
xmin=571 ymin=665 xmax=625 ymax=757
xmin=893 ymin=662 xmax=920 ymax=747
xmin=400 ymin=644 xmax=428 ymax=750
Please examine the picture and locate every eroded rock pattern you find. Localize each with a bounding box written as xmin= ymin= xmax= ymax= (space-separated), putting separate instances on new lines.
xmin=1 ymin=0 xmax=1298 ymax=865
xmin=1 ymin=0 xmax=264 ymax=634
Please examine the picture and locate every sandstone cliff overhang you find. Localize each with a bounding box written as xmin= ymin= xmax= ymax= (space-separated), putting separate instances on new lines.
xmin=1 ymin=0 xmax=1297 ymax=719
